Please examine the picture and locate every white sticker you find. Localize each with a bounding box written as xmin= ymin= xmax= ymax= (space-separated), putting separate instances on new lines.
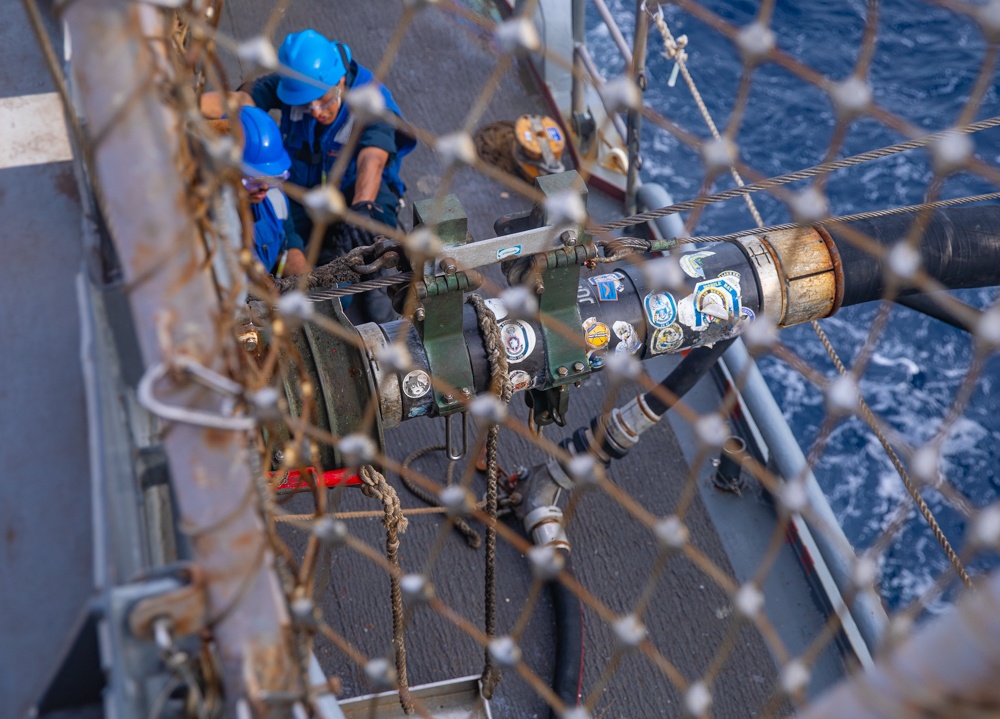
xmin=679 ymin=251 xmax=715 ymax=279
xmin=509 ymin=369 xmax=532 ymax=392
xmin=499 ymin=319 xmax=536 ymax=364
xmin=724 ymin=307 xmax=756 ymax=339
xmin=643 ymin=292 xmax=678 ymax=328
xmin=650 ymin=324 xmax=685 ymax=355
xmin=612 ymin=320 xmax=641 ymax=355
xmin=401 ymin=370 xmax=431 ymax=399
xmin=484 ymin=297 xmax=508 ymax=321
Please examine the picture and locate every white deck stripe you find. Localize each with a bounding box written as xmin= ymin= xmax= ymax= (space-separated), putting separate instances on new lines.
xmin=0 ymin=92 xmax=74 ymax=170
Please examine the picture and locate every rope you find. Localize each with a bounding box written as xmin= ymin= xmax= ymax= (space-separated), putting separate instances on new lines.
xmin=358 ymin=465 xmax=414 ymax=714
xmin=810 ymin=325 xmax=974 ymax=590
xmin=649 ymin=10 xmax=766 ymax=228
xmin=399 ymin=445 xmax=482 ymax=549
xmin=466 ymin=294 xmax=514 ymax=699
xmin=648 ymin=9 xmax=975 ymax=592
xmin=592 ymin=115 xmax=1000 ymax=234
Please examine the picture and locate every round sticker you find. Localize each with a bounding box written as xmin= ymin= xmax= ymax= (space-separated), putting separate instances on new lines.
xmin=612 ymin=320 xmax=641 ymax=355
xmin=650 ymin=324 xmax=685 ymax=355
xmin=644 ymin=292 xmax=678 ymax=329
xmin=509 ymin=369 xmax=532 ymax=392
xmin=499 ymin=319 xmax=536 ymax=364
xmin=402 ymin=370 xmax=431 ymax=399
xmin=588 ymin=351 xmax=606 ymax=370
xmin=583 ymin=316 xmax=611 ymax=349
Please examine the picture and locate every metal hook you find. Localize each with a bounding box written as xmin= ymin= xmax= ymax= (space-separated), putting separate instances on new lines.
xmin=444 ymin=412 xmax=468 ymax=461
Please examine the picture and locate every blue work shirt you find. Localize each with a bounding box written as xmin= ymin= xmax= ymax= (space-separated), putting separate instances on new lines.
xmin=250 ymin=61 xmax=416 ymax=236
xmin=251 ymin=188 xmax=305 ymax=274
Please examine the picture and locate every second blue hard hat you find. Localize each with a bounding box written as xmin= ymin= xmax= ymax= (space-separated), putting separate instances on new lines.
xmin=240 ymin=106 xmax=291 ymax=177
xmin=277 ymin=29 xmax=350 ymax=106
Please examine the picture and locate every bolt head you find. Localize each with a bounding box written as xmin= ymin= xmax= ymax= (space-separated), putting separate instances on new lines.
xmin=556 ymin=365 xmax=569 ymax=377
xmin=442 ymin=393 xmax=455 ymax=403
xmin=415 ymin=306 xmax=426 ymax=321
xmin=572 ymin=361 xmax=586 ymax=373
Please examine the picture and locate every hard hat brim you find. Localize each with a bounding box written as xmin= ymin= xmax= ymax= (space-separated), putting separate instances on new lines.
xmin=276 ymin=76 xmax=328 ymax=106
xmin=242 ymin=157 xmax=292 ymax=178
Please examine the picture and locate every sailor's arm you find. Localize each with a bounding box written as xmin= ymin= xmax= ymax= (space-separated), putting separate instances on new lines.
xmin=351 ymin=146 xmax=390 ymax=204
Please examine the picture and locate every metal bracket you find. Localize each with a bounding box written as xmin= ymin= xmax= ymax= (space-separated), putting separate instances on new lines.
xmin=412 ymin=195 xmax=477 ymax=416
xmin=124 ymin=564 xmax=206 ymax=642
xmin=533 ymin=172 xmax=591 ymax=387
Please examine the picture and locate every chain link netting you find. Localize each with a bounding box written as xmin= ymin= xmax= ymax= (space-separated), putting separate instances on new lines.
xmin=37 ymin=0 xmax=1000 ymax=716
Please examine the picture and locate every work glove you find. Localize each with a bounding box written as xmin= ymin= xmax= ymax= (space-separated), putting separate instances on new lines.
xmin=339 ymin=201 xmax=384 ymax=253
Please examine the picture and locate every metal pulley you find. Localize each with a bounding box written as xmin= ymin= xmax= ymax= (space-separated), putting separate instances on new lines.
xmin=513 ymin=114 xmax=566 ymax=180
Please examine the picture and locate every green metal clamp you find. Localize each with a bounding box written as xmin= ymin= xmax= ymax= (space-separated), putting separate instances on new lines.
xmin=412 ymin=195 xmax=477 ymax=416
xmin=533 ymin=172 xmax=592 ymax=389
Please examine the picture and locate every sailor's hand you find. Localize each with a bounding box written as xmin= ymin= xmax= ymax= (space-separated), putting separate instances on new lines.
xmin=341 ymin=201 xmax=383 ymax=255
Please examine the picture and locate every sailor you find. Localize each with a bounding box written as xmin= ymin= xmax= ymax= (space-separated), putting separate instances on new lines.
xmin=237 ymin=106 xmax=309 ymax=277
xmin=203 ymin=29 xmax=416 ymax=322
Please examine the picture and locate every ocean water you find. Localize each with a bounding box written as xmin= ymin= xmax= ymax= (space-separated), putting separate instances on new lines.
xmin=589 ymin=0 xmax=1000 ymax=613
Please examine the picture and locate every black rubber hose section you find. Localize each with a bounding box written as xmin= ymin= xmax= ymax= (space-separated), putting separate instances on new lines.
xmin=548 ymin=554 xmax=584 ymax=718
xmin=827 ymin=205 xmax=1000 ymax=308
xmin=643 ymin=338 xmax=736 ymax=417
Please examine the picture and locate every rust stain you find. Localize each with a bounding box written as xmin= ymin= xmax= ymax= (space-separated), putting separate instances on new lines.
xmin=203 ymin=426 xmax=232 ymax=449
xmin=53 ymin=166 xmax=81 ymax=205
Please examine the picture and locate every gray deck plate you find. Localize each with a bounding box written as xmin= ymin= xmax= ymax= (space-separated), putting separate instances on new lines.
xmin=0 ymin=5 xmax=93 ymax=718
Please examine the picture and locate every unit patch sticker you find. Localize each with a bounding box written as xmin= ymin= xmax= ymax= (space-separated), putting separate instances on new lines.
xmin=588 ymin=272 xmax=625 ymax=302
xmin=583 ymin=316 xmax=611 ymax=349
xmin=509 ymin=369 xmax=532 ymax=392
xmin=402 ymin=370 xmax=431 ymax=399
xmin=612 ymin=320 xmax=641 ymax=355
xmin=497 ymin=245 xmax=522 ymax=260
xmin=596 ymin=279 xmax=619 ymax=302
xmin=693 ymin=278 xmax=741 ymax=330
xmin=499 ymin=319 xmax=536 ymax=364
xmin=587 ymin=350 xmax=606 ymax=370
xmin=650 ymin=324 xmax=685 ymax=355
xmin=643 ymin=292 xmax=678 ymax=328
xmin=679 ymin=251 xmax=715 ymax=279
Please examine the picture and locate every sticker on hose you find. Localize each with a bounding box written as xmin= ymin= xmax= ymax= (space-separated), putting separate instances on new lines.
xmin=583 ymin=316 xmax=611 ymax=349
xmin=650 ymin=324 xmax=685 ymax=355
xmin=402 ymin=370 xmax=431 ymax=399
xmin=509 ymin=369 xmax=532 ymax=392
xmin=613 ymin=320 xmax=641 ymax=355
xmin=499 ymin=319 xmax=536 ymax=364
xmin=724 ymin=307 xmax=756 ymax=339
xmin=680 ymin=251 xmax=715 ymax=279
xmin=644 ymin=292 xmax=678 ymax=328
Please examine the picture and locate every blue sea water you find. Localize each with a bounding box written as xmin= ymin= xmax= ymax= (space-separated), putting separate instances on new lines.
xmin=589 ymin=0 xmax=1000 ymax=613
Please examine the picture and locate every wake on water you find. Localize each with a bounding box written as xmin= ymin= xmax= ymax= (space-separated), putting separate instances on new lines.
xmin=590 ymin=0 xmax=1000 ymax=613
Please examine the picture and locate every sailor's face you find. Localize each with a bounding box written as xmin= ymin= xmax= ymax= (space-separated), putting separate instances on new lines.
xmin=308 ymin=81 xmax=344 ymax=125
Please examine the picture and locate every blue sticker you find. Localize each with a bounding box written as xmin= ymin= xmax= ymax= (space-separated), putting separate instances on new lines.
xmin=644 ymin=292 xmax=677 ymax=328
xmin=597 ymin=280 xmax=619 ymax=302
xmin=692 ymin=278 xmax=741 ymax=330
xmin=497 ymin=245 xmax=522 ymax=260
xmin=546 ymin=126 xmax=563 ymax=143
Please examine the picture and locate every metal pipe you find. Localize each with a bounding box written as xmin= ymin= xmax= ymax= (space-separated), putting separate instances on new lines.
xmin=64 ymin=0 xmax=299 ymax=711
xmin=575 ymin=44 xmax=629 ymax=144
xmin=625 ymin=0 xmax=649 ymax=215
xmin=592 ymin=0 xmax=634 ymax=67
xmin=799 ymin=568 xmax=1000 ymax=719
xmin=721 ymin=339 xmax=889 ymax=651
xmin=571 ymin=0 xmax=586 ymax=120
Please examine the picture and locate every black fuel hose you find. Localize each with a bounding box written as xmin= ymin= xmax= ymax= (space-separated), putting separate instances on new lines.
xmin=829 ymin=206 xmax=1000 ymax=308
xmin=549 ymin=554 xmax=584 ymax=718
xmin=642 ymin=339 xmax=736 ymax=417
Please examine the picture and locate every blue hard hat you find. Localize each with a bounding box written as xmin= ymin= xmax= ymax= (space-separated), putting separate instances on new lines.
xmin=239 ymin=106 xmax=291 ymax=177
xmin=277 ymin=30 xmax=350 ymax=106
